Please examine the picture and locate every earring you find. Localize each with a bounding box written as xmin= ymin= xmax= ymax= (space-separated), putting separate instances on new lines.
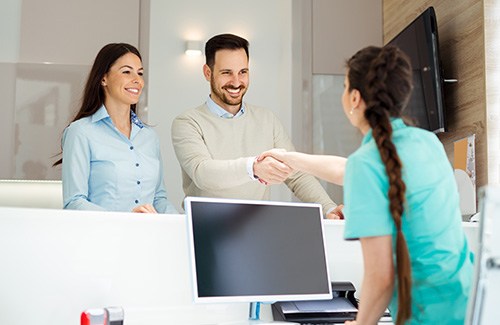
xmin=349 ymin=107 xmax=354 ymax=115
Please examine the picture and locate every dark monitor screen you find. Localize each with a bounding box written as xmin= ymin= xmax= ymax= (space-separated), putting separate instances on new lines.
xmin=185 ymin=197 xmax=332 ymax=303
xmin=387 ymin=6 xmax=446 ymax=133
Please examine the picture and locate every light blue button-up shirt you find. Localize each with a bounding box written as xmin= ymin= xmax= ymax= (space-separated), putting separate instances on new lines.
xmin=62 ymin=105 xmax=177 ymax=214
xmin=206 ymin=95 xmax=246 ymax=118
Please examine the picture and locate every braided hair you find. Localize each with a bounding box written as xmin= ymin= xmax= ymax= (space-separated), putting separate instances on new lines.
xmin=347 ymin=45 xmax=413 ymax=325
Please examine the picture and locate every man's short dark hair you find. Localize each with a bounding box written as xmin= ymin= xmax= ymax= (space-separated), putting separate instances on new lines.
xmin=205 ymin=33 xmax=249 ymax=69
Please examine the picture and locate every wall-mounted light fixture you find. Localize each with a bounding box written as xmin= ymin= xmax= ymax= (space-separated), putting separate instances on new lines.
xmin=185 ymin=40 xmax=203 ymax=57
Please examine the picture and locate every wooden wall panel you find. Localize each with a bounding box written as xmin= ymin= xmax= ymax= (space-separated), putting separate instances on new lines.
xmin=383 ymin=0 xmax=487 ymax=189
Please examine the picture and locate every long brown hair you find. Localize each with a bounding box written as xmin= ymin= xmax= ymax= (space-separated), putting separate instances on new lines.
xmin=347 ymin=45 xmax=413 ymax=325
xmin=53 ymin=43 xmax=142 ymax=166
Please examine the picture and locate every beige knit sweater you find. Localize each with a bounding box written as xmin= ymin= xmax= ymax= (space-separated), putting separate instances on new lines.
xmin=171 ymin=103 xmax=336 ymax=214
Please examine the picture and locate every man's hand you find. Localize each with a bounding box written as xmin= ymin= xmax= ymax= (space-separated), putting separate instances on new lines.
xmin=326 ymin=204 xmax=344 ymax=219
xmin=257 ymin=148 xmax=288 ymax=164
xmin=253 ymin=156 xmax=293 ymax=185
xmin=132 ymin=204 xmax=158 ymax=213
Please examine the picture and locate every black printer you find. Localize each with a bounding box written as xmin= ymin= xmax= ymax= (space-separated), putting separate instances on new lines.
xmin=272 ymin=282 xmax=358 ymax=324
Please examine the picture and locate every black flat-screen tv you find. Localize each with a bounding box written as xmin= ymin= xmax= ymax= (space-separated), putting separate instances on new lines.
xmin=387 ymin=6 xmax=446 ymax=133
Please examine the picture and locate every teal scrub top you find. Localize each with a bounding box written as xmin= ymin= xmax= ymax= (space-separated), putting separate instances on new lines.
xmin=344 ymin=118 xmax=474 ymax=324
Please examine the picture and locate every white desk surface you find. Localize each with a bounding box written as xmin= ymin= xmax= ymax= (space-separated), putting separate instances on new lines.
xmin=0 ymin=207 xmax=477 ymax=325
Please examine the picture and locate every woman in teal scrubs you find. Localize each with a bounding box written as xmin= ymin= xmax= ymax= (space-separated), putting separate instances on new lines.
xmin=258 ymin=45 xmax=473 ymax=324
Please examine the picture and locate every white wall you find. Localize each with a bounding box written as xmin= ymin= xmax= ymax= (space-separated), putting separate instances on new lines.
xmin=18 ymin=0 xmax=139 ymax=64
xmin=485 ymin=0 xmax=500 ymax=184
xmin=312 ymin=0 xmax=382 ymax=74
xmin=0 ymin=0 xmax=140 ymax=180
xmin=147 ymin=1 xmax=293 ymax=212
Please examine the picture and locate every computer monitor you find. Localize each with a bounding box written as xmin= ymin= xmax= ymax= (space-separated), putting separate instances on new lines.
xmin=185 ymin=197 xmax=332 ymax=311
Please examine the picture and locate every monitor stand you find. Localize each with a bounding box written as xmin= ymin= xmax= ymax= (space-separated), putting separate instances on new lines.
xmin=218 ymin=302 xmax=299 ymax=325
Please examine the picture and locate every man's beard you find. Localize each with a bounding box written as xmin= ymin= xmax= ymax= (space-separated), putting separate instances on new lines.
xmin=210 ymin=78 xmax=247 ymax=107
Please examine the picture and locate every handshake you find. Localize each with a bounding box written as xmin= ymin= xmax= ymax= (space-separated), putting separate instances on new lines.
xmin=253 ymin=148 xmax=294 ymax=186
xmin=253 ymin=148 xmax=346 ymax=220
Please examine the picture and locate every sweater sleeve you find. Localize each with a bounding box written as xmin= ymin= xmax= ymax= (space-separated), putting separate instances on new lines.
xmin=171 ymin=111 xmax=252 ymax=191
xmin=271 ymin=114 xmax=337 ymax=214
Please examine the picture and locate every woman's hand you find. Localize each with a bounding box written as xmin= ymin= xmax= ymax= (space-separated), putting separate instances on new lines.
xmin=257 ymin=148 xmax=288 ymax=165
xmin=326 ymin=204 xmax=344 ymax=219
xmin=345 ymin=320 xmax=357 ymax=325
xmin=132 ymin=204 xmax=157 ymax=213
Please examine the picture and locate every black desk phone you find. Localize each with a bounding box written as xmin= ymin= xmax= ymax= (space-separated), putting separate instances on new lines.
xmin=272 ymin=281 xmax=359 ymax=324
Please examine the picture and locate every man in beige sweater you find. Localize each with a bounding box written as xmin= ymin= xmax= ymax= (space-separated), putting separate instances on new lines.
xmin=171 ymin=33 xmax=343 ymax=218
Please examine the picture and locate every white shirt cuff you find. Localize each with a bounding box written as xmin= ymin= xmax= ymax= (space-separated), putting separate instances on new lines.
xmin=246 ymin=157 xmax=259 ymax=180
xmin=325 ymin=206 xmax=335 ymax=216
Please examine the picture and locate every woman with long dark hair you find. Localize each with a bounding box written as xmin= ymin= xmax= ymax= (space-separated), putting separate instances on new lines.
xmin=259 ymin=45 xmax=473 ymax=324
xmin=54 ymin=43 xmax=177 ymax=214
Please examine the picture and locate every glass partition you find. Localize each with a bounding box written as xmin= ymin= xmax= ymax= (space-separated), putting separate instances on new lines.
xmin=0 ymin=0 xmax=141 ymax=180
xmin=312 ymin=74 xmax=362 ymax=202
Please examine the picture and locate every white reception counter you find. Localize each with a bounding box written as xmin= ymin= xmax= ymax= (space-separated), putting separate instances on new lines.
xmin=0 ymin=207 xmax=478 ymax=325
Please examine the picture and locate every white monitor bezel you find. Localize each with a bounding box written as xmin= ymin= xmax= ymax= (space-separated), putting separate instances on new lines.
xmin=185 ymin=196 xmax=333 ymax=304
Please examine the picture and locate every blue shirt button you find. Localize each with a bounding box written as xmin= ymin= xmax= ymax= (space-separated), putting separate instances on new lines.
xmin=130 ymin=146 xmax=134 ymax=150
xmin=135 ymin=163 xmax=139 ymax=167
xmin=137 ymin=181 xmax=141 ymax=185
xmin=135 ymin=200 xmax=139 ymax=204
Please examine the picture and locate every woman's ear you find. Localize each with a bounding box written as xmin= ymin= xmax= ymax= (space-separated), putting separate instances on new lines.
xmin=350 ymin=89 xmax=362 ymax=108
